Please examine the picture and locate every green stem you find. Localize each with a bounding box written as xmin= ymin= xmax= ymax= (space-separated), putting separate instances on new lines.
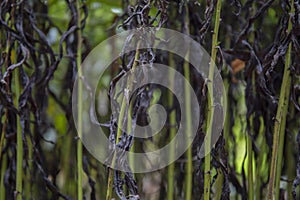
xmin=267 ymin=2 xmax=294 ymax=199
xmin=8 ymin=4 xmax=23 ymax=199
xmin=204 ymin=0 xmax=222 ymax=199
xmin=167 ymin=54 xmax=176 ymax=200
xmin=106 ymin=168 xmax=114 ymax=200
xmin=76 ymin=0 xmax=83 ymax=199
xmin=183 ymin=5 xmax=192 ymax=200
xmin=15 ymin=63 xmax=23 ymax=200
xmin=106 ymin=41 xmax=141 ymax=200
xmin=184 ymin=54 xmax=193 ymax=200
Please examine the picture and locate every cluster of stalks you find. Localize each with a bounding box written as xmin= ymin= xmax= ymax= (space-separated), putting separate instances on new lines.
xmin=0 ymin=0 xmax=300 ymax=199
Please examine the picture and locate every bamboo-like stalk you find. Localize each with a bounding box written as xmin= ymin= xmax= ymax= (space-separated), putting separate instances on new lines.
xmin=274 ymin=30 xmax=293 ymax=200
xmin=15 ymin=60 xmax=23 ymax=200
xmin=267 ymin=1 xmax=294 ymax=199
xmin=204 ymin=0 xmax=222 ymax=199
xmin=76 ymin=0 xmax=83 ymax=199
xmin=183 ymin=5 xmax=193 ymax=200
xmin=12 ymin=38 xmax=23 ymax=200
xmin=7 ymin=4 xmax=23 ymax=199
xmin=167 ymin=54 xmax=176 ymax=200
xmin=106 ymin=41 xmax=141 ymax=200
xmin=106 ymin=168 xmax=114 ymax=200
xmin=184 ymin=52 xmax=193 ymax=200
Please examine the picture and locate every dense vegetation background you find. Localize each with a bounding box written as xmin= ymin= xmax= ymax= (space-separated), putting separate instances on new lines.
xmin=0 ymin=0 xmax=300 ymax=199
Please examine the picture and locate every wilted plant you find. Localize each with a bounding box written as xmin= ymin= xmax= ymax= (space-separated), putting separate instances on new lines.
xmin=0 ymin=0 xmax=300 ymax=200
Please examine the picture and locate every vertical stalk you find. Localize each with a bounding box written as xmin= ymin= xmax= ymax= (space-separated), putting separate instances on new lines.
xmin=15 ymin=60 xmax=23 ymax=200
xmin=184 ymin=55 xmax=193 ymax=200
xmin=106 ymin=41 xmax=141 ymax=200
xmin=274 ymin=42 xmax=293 ymax=200
xmin=167 ymin=54 xmax=176 ymax=200
xmin=267 ymin=1 xmax=294 ymax=199
xmin=8 ymin=4 xmax=23 ymax=199
xmin=183 ymin=5 xmax=192 ymax=200
xmin=76 ymin=0 xmax=83 ymax=199
xmin=106 ymin=167 xmax=114 ymax=200
xmin=204 ymin=0 xmax=222 ymax=199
